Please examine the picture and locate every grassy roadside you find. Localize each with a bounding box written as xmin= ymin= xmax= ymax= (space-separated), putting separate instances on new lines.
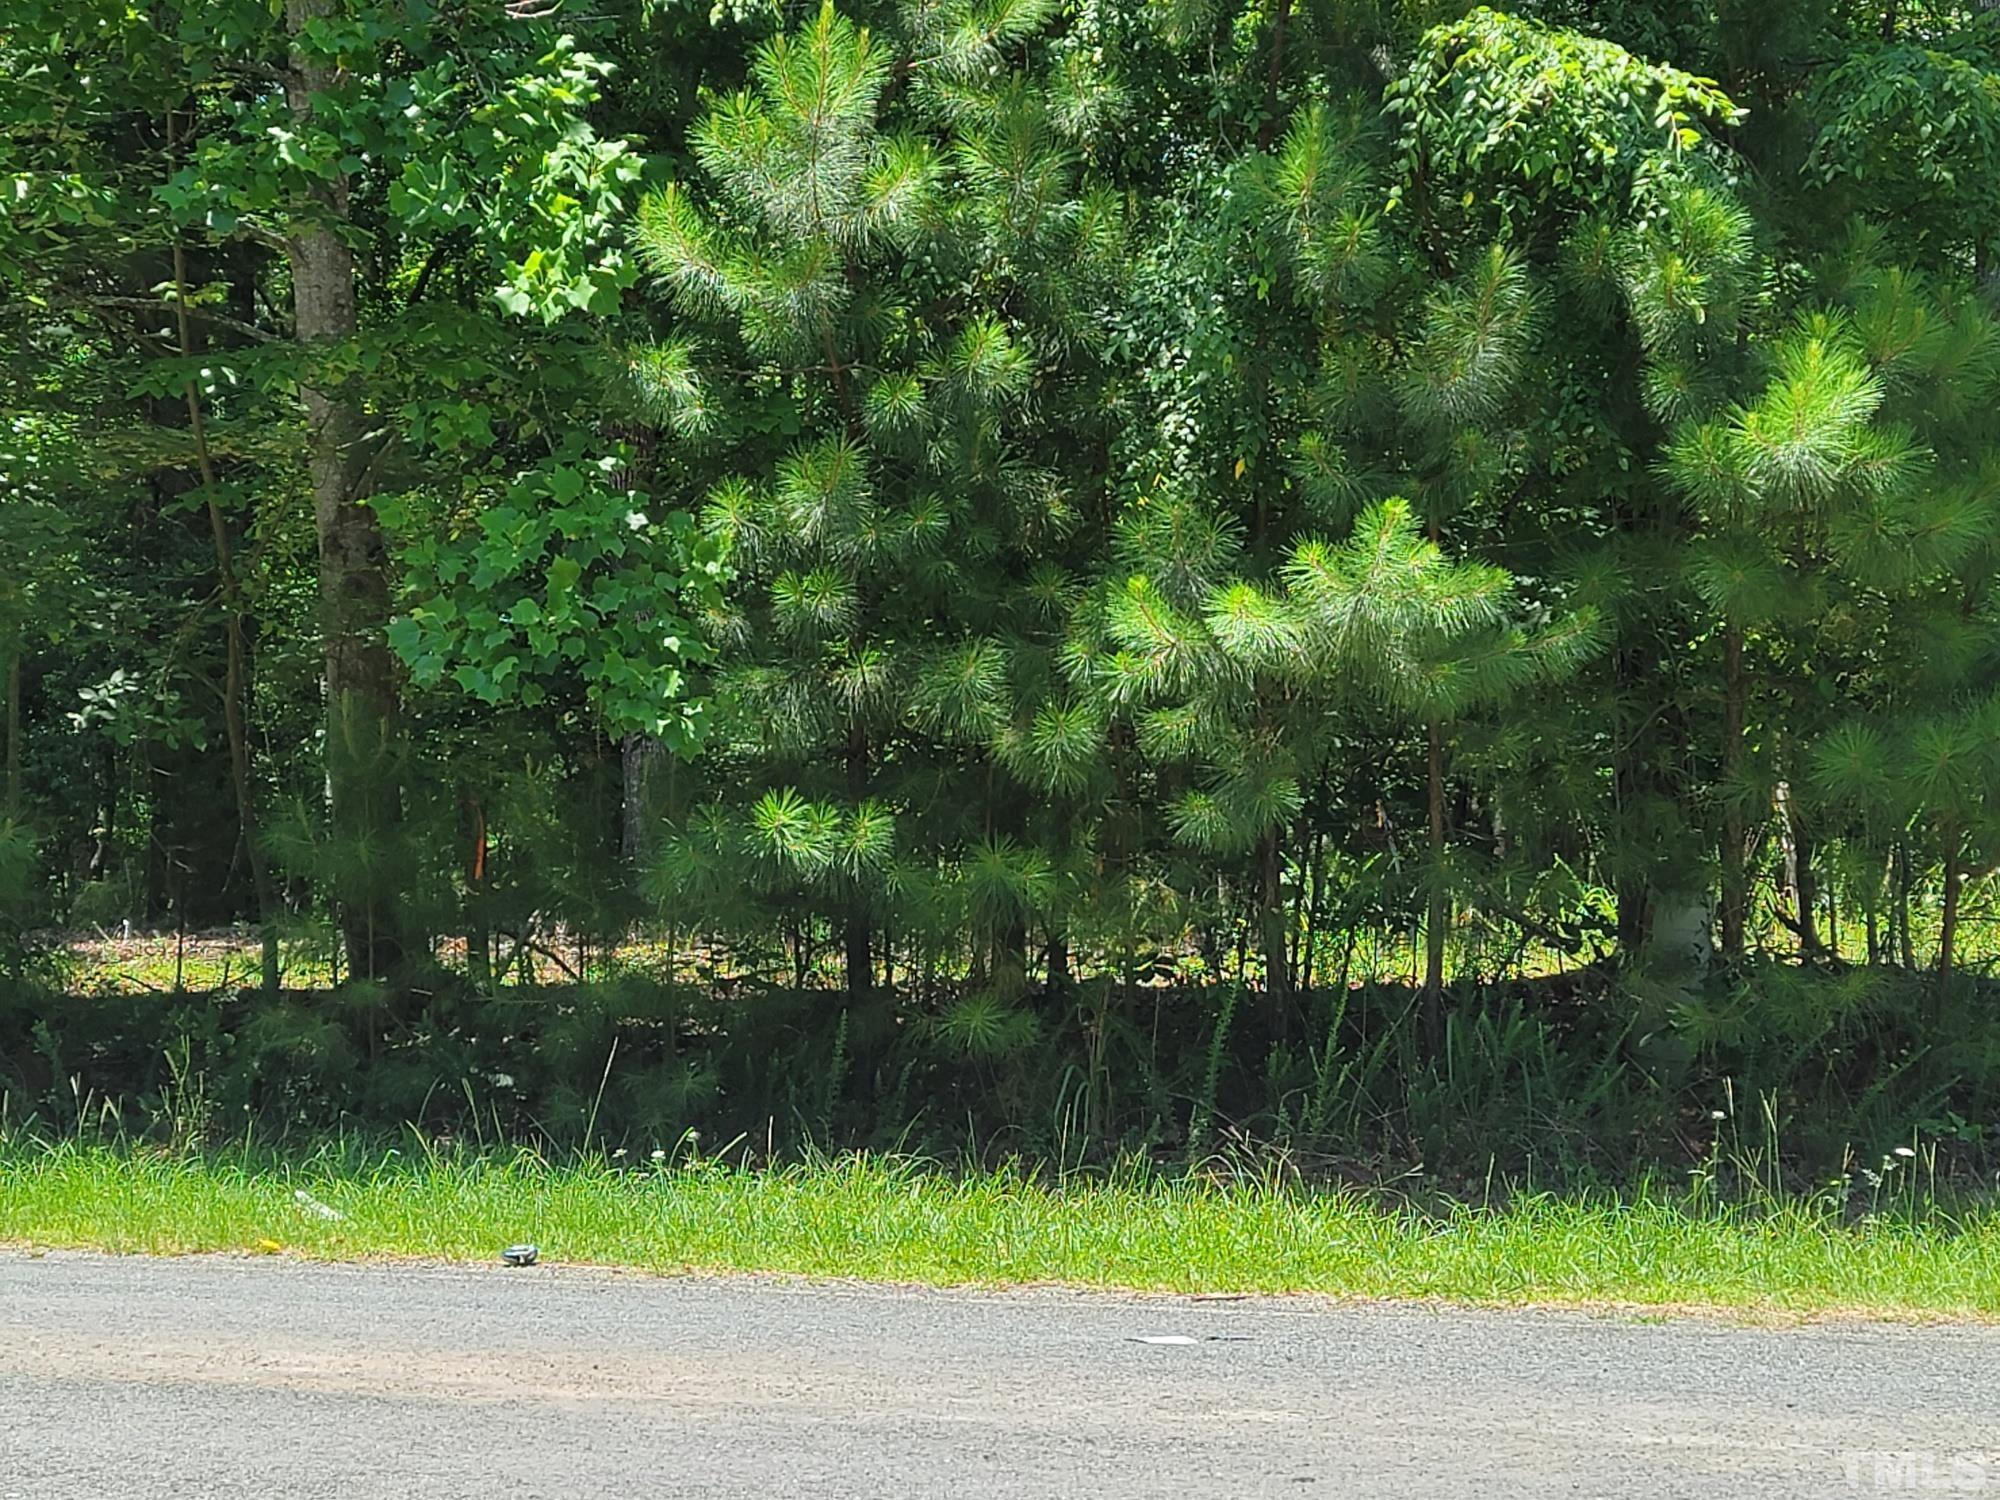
xmin=3 ymin=1142 xmax=1999 ymax=1319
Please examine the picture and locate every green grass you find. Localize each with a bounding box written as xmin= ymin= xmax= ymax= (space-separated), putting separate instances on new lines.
xmin=3 ymin=1141 xmax=1998 ymax=1318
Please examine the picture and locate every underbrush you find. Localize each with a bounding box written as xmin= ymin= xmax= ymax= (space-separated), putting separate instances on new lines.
xmin=4 ymin=957 xmax=1996 ymax=1193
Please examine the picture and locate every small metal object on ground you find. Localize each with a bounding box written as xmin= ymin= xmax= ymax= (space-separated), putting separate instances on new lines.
xmin=501 ymin=1244 xmax=539 ymax=1267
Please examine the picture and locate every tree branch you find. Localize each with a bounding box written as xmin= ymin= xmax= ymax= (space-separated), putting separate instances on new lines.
xmin=87 ymin=296 xmax=281 ymax=344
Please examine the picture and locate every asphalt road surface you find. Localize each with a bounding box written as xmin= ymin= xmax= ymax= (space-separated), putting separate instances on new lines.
xmin=0 ymin=1253 xmax=1992 ymax=1498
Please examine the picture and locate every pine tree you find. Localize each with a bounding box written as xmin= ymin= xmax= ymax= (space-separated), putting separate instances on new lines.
xmin=1287 ymin=499 xmax=1598 ymax=1035
xmin=635 ymin=0 xmax=1127 ymax=1006
xmin=1666 ymin=316 xmax=1933 ymax=960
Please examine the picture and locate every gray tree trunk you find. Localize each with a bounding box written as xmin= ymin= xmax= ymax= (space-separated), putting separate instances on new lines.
xmin=3 ymin=645 xmax=19 ymax=816
xmin=620 ymin=733 xmax=664 ymax=865
xmin=288 ymin=0 xmax=404 ymax=982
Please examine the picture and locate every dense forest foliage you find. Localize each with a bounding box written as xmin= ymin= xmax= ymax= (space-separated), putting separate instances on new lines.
xmin=7 ymin=0 xmax=2000 ymax=1174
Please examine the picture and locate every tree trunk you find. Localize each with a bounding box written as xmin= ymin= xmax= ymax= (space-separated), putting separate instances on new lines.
xmin=287 ymin=0 xmax=403 ymax=983
xmin=845 ymin=915 xmax=873 ymax=998
xmin=1939 ymin=820 xmax=1962 ymax=990
xmin=993 ymin=919 xmax=1028 ymax=1003
xmin=89 ymin=743 xmax=117 ymax=883
xmin=1044 ymin=931 xmax=1072 ymax=990
xmin=3 ymin=645 xmax=19 ymax=817
xmin=609 ymin=426 xmax=664 ymax=871
xmin=619 ymin=732 xmax=664 ymax=866
xmin=1613 ymin=866 xmax=1651 ymax=957
xmin=464 ymin=794 xmax=492 ymax=991
xmin=843 ymin=723 xmax=871 ymax=998
xmin=1894 ymin=838 xmax=1916 ymax=969
xmin=1865 ymin=864 xmax=1880 ymax=965
xmin=1788 ymin=721 xmax=1824 ymax=960
xmin=143 ymin=749 xmax=170 ymax=916
xmin=1257 ymin=824 xmax=1291 ymax=1039
xmin=172 ymin=233 xmax=280 ymax=996
xmin=1776 ymin=777 xmax=1822 ymax=960
xmin=1255 ymin=0 xmax=1294 ymax=150
xmin=1718 ymin=625 xmax=1747 ymax=959
xmin=1607 ymin=696 xmax=1667 ymax=959
xmin=1297 ymin=821 xmax=1326 ymax=994
xmin=1422 ymin=719 xmax=1447 ymax=1053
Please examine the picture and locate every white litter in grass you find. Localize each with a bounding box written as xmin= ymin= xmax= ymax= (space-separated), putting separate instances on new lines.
xmin=292 ymin=1189 xmax=344 ymax=1222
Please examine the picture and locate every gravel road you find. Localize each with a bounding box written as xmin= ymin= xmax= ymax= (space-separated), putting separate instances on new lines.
xmin=0 ymin=1252 xmax=1990 ymax=1498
